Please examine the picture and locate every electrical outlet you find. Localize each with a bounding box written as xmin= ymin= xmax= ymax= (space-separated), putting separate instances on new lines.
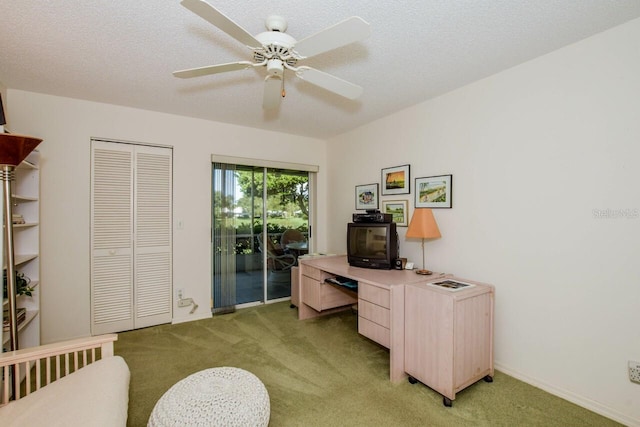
xmin=629 ymin=361 xmax=640 ymax=384
xmin=176 ymin=288 xmax=184 ymax=300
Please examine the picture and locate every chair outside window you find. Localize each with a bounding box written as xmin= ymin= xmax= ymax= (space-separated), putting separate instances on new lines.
xmin=258 ymin=234 xmax=296 ymax=272
xmin=280 ymin=229 xmax=308 ymax=259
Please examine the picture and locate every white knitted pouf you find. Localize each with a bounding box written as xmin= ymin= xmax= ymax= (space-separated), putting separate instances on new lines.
xmin=148 ymin=367 xmax=270 ymax=427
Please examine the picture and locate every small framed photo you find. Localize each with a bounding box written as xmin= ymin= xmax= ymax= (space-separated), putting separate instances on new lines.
xmin=382 ymin=200 xmax=409 ymax=226
xmin=381 ymin=164 xmax=410 ymax=195
xmin=415 ymin=175 xmax=452 ymax=208
xmin=355 ymin=183 xmax=379 ymax=210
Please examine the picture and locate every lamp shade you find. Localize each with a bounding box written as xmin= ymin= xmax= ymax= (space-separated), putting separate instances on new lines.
xmin=406 ymin=208 xmax=441 ymax=239
xmin=0 ymin=133 xmax=42 ymax=166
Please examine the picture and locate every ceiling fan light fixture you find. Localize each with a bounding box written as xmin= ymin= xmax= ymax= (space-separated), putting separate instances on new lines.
xmin=267 ymin=58 xmax=284 ymax=77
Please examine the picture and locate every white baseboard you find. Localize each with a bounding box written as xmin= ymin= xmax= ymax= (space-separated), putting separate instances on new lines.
xmin=495 ymin=362 xmax=639 ymax=427
xmin=171 ymin=312 xmax=212 ymax=325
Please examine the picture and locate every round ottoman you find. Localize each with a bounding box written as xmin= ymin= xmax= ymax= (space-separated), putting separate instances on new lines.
xmin=148 ymin=367 xmax=270 ymax=427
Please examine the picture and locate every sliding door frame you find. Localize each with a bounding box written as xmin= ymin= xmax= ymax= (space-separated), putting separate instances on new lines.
xmin=211 ymin=155 xmax=318 ymax=311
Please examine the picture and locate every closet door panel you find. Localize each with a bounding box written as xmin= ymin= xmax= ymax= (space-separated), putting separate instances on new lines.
xmin=91 ymin=142 xmax=134 ymax=334
xmin=134 ymin=146 xmax=172 ymax=328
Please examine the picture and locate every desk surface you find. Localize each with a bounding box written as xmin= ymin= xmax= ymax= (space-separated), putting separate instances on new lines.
xmin=299 ymin=255 xmax=448 ymax=289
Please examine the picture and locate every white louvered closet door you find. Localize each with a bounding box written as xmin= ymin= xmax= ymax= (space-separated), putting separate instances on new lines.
xmin=133 ymin=145 xmax=173 ymax=329
xmin=91 ymin=140 xmax=172 ymax=335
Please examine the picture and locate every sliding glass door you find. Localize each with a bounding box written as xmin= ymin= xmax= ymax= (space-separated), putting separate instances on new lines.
xmin=212 ymin=160 xmax=311 ymax=313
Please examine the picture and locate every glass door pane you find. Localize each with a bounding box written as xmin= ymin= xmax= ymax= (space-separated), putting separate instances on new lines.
xmin=264 ymin=168 xmax=309 ymax=301
xmin=212 ymin=163 xmax=309 ymax=310
xmin=234 ymin=166 xmax=264 ymax=305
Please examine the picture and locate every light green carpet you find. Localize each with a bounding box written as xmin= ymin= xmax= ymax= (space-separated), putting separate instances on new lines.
xmin=115 ymin=302 xmax=620 ymax=427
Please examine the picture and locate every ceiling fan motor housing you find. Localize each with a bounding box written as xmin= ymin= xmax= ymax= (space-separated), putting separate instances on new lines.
xmin=265 ymin=15 xmax=287 ymax=32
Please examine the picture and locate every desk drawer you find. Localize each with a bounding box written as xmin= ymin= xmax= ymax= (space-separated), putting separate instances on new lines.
xmin=301 ymin=265 xmax=323 ymax=281
xmin=359 ymin=283 xmax=390 ymax=309
xmin=358 ymin=317 xmax=390 ymax=348
xmin=358 ymin=300 xmax=390 ymax=328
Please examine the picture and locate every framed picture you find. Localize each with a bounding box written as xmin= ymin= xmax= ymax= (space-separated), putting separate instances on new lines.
xmin=415 ymin=175 xmax=452 ymax=208
xmin=382 ymin=200 xmax=409 ymax=226
xmin=381 ymin=164 xmax=410 ymax=195
xmin=355 ymin=183 xmax=379 ymax=210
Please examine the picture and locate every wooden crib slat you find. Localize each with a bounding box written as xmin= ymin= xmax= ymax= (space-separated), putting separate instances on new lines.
xmin=36 ymin=358 xmax=42 ymax=390
xmin=13 ymin=364 xmax=21 ymax=399
xmin=46 ymin=357 xmax=51 ymax=385
xmin=2 ymin=366 xmax=9 ymax=405
xmin=25 ymin=362 xmax=31 ymax=396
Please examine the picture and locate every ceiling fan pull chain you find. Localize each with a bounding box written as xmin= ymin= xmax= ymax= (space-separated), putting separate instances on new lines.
xmin=281 ymin=73 xmax=286 ymax=98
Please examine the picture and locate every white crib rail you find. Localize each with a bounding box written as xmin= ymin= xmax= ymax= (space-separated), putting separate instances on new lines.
xmin=0 ymin=334 xmax=118 ymax=405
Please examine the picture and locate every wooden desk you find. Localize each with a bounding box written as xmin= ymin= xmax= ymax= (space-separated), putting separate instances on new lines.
xmin=297 ymin=255 xmax=494 ymax=404
xmin=297 ymin=255 xmax=448 ymax=383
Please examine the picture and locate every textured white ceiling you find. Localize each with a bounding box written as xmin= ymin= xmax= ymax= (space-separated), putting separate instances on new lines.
xmin=1 ymin=1 xmax=640 ymax=139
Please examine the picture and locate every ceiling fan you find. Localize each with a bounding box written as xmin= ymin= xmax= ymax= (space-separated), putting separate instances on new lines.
xmin=173 ymin=0 xmax=371 ymax=109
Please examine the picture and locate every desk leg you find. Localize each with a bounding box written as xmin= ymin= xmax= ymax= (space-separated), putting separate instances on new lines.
xmin=389 ymin=284 xmax=407 ymax=383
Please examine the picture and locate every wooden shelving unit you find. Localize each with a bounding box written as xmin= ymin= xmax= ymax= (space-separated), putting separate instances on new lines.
xmin=2 ymin=150 xmax=40 ymax=351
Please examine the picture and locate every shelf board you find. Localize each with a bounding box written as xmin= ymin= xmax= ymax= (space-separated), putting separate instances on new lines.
xmin=10 ymin=222 xmax=39 ymax=229
xmin=17 ymin=159 xmax=38 ymax=170
xmin=2 ymin=310 xmax=39 ymax=345
xmin=3 ymin=254 xmax=38 ymax=269
xmin=11 ymin=194 xmax=38 ymax=203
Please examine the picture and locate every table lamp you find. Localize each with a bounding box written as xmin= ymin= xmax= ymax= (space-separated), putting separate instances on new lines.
xmin=405 ymin=208 xmax=441 ymax=275
xmin=1 ymin=133 xmax=43 ymax=351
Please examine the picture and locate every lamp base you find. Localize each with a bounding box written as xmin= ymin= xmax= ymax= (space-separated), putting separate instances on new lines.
xmin=415 ymin=269 xmax=433 ymax=275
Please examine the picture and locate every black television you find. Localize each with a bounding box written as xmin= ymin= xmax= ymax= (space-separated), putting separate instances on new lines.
xmin=347 ymin=222 xmax=398 ymax=269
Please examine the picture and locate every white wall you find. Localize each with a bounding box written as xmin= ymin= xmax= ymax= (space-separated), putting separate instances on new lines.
xmin=5 ymin=90 xmax=328 ymax=343
xmin=327 ymin=18 xmax=640 ymax=425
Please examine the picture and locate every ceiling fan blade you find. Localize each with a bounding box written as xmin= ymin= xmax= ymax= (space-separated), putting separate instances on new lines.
xmin=263 ymin=75 xmax=282 ymax=109
xmin=294 ymin=16 xmax=370 ymax=59
xmin=173 ymin=61 xmax=254 ymax=78
xmin=180 ymin=0 xmax=261 ymax=48
xmin=295 ymin=66 xmax=363 ymax=100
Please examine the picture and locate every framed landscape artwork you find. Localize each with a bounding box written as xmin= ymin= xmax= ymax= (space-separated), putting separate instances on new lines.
xmin=382 ymin=200 xmax=409 ymax=226
xmin=415 ymin=174 xmax=452 ymax=208
xmin=355 ymin=183 xmax=379 ymax=210
xmin=381 ymin=164 xmax=410 ymax=195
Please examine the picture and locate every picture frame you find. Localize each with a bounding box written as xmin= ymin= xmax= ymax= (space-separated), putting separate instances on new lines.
xmin=382 ymin=200 xmax=409 ymax=226
xmin=355 ymin=183 xmax=379 ymax=210
xmin=415 ymin=174 xmax=452 ymax=208
xmin=381 ymin=164 xmax=410 ymax=195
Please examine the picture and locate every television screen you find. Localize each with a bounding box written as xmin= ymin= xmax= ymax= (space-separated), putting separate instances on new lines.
xmin=347 ymin=222 xmax=397 ymax=269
